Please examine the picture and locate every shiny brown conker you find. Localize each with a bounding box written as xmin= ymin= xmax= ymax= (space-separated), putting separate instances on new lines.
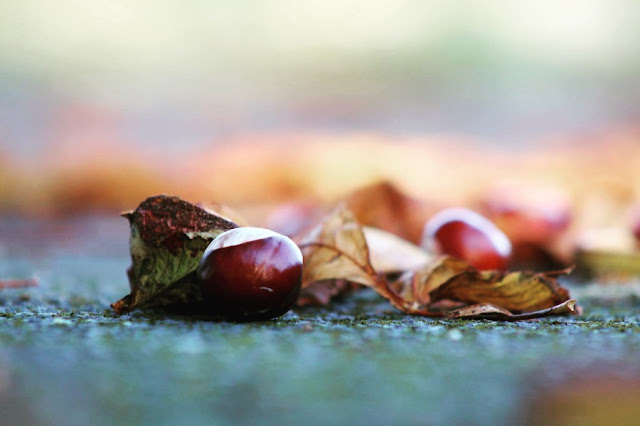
xmin=197 ymin=227 xmax=303 ymax=320
xmin=422 ymin=208 xmax=512 ymax=270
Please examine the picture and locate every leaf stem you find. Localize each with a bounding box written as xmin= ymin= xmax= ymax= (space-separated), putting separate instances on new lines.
xmin=299 ymin=242 xmax=442 ymax=317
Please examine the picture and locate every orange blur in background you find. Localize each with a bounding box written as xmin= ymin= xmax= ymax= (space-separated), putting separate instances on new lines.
xmin=1 ymin=1 xmax=639 ymax=232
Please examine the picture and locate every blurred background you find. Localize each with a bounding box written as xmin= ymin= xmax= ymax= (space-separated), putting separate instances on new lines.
xmin=1 ymin=0 xmax=640 ymax=215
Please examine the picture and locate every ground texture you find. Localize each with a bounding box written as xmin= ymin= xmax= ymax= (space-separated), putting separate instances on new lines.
xmin=1 ymin=217 xmax=640 ymax=425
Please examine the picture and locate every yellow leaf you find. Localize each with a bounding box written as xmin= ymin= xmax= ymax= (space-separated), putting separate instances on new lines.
xmin=299 ymin=205 xmax=377 ymax=287
xmin=391 ymin=256 xmax=473 ymax=309
xmin=430 ymin=269 xmax=571 ymax=312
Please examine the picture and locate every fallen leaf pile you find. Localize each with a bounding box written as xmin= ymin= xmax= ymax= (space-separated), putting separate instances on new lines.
xmin=298 ymin=206 xmax=576 ymax=320
xmin=113 ymin=193 xmax=578 ymax=320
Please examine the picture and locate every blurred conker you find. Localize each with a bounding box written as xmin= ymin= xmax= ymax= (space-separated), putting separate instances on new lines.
xmin=422 ymin=208 xmax=512 ymax=270
xmin=197 ymin=227 xmax=303 ymax=320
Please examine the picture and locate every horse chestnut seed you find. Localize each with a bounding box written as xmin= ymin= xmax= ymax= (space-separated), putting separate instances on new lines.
xmin=197 ymin=227 xmax=303 ymax=321
xmin=422 ymin=208 xmax=512 ymax=270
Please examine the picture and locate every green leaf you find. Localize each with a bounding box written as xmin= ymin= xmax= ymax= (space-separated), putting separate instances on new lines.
xmin=111 ymin=195 xmax=237 ymax=313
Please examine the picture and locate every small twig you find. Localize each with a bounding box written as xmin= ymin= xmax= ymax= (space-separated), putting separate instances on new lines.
xmin=0 ymin=278 xmax=39 ymax=289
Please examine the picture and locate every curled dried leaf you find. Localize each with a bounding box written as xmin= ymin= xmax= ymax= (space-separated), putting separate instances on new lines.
xmin=390 ymin=256 xmax=474 ymax=309
xmin=389 ymin=254 xmax=573 ymax=316
xmin=429 ymin=268 xmax=572 ymax=312
xmin=445 ymin=299 xmax=578 ymax=321
xmin=299 ymin=206 xmax=378 ymax=288
xmin=297 ymin=205 xmax=408 ymax=310
xmin=363 ymin=226 xmax=432 ymax=274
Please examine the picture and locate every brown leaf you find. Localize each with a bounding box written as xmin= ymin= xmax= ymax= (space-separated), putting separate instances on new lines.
xmin=363 ymin=226 xmax=432 ymax=274
xmin=388 ymin=254 xmax=575 ymax=318
xmin=111 ymin=195 xmax=237 ymax=313
xmin=345 ymin=181 xmax=438 ymax=244
xmin=429 ymin=268 xmax=571 ymax=312
xmin=390 ymin=256 xmax=474 ymax=309
xmin=445 ymin=299 xmax=578 ymax=320
xmin=297 ymin=205 xmax=408 ymax=310
xmin=298 ymin=205 xmax=378 ymax=287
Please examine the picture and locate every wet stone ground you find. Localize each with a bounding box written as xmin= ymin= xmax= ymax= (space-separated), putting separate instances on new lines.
xmin=1 ymin=218 xmax=640 ymax=425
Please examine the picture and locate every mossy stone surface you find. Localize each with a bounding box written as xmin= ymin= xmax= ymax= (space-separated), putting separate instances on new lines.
xmin=2 ymin=253 xmax=640 ymax=426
